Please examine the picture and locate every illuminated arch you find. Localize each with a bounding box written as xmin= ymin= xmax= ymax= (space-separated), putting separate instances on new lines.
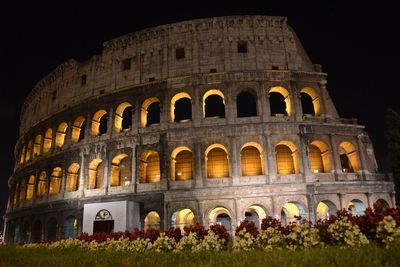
xmin=144 ymin=211 xmax=160 ymax=230
xmin=66 ymin=163 xmax=80 ymax=192
xmin=310 ymin=140 xmax=331 ymax=173
xmin=25 ymin=140 xmax=33 ymax=162
xmin=275 ymin=141 xmax=299 ymax=174
xmin=171 ymin=208 xmax=195 ymax=231
xmin=71 ymin=116 xmax=86 ymax=143
xmin=110 ymin=153 xmax=131 ymax=186
xmin=170 ymin=92 xmax=192 ymax=122
xmin=268 ymin=86 xmax=291 ymax=116
xmin=55 ymin=122 xmax=68 ymax=148
xmin=33 ymin=134 xmax=42 ymax=158
xmin=244 ymin=205 xmax=267 ymax=228
xmin=300 ymin=87 xmax=320 ymax=116
xmin=26 ymin=175 xmax=35 ymax=201
xmin=43 ymin=128 xmax=52 ymax=153
xmin=91 ymin=110 xmax=108 ymax=136
xmin=209 ymin=206 xmax=232 ymax=230
xmin=339 ymin=141 xmax=359 ymax=173
xmin=240 ymin=142 xmax=264 ymax=176
xmin=88 ymin=159 xmax=103 ymax=189
xmin=202 ymin=89 xmax=225 ymax=118
xmin=316 ymin=200 xmax=337 ymax=220
xmin=49 ymin=167 xmax=62 ymax=196
xmin=141 ymin=97 xmax=160 ymax=128
xmin=281 ymin=202 xmax=307 ymax=225
xmin=347 ymin=199 xmax=365 ymax=216
xmin=114 ymin=102 xmax=133 ymax=133
xmin=139 ymin=150 xmax=160 ymax=183
xmin=19 ymin=145 xmax=26 ymax=164
xmin=171 ymin=146 xmax=193 ymax=181
xmin=205 ymin=144 xmax=229 ymax=178
xmin=37 ymin=171 xmax=47 ymax=197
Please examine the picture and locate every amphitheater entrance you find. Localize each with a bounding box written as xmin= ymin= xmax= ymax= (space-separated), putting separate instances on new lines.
xmin=209 ymin=207 xmax=232 ymax=231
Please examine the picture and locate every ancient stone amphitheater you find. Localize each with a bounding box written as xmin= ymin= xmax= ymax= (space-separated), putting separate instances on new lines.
xmin=4 ymin=16 xmax=395 ymax=244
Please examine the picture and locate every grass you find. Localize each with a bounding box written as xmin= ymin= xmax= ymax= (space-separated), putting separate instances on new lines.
xmin=1 ymin=242 xmax=400 ymax=267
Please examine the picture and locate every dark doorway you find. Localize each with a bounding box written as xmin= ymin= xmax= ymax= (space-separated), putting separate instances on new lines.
xmin=174 ymin=98 xmax=192 ymax=122
xmin=237 ymin=91 xmax=257 ymax=117
xmin=300 ymin=93 xmax=315 ymax=115
xmin=79 ymin=120 xmax=86 ymax=142
xmin=147 ymin=102 xmax=160 ymax=126
xmin=122 ymin=107 xmax=133 ymax=130
xmin=99 ymin=114 xmax=108 ymax=135
xmin=269 ymin=92 xmax=287 ymax=116
xmin=93 ymin=220 xmax=114 ymax=234
xmin=205 ymin=95 xmax=225 ymax=118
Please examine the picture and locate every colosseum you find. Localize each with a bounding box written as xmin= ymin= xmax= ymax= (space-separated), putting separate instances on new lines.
xmin=4 ymin=15 xmax=396 ymax=243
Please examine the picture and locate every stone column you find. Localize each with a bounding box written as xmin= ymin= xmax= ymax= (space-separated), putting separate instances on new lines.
xmin=194 ymin=142 xmax=203 ymax=188
xmin=230 ymin=137 xmax=239 ymax=186
xmin=78 ymin=148 xmax=86 ymax=197
xmin=329 ymin=134 xmax=341 ymax=179
xmin=265 ymin=132 xmax=277 ymax=183
xmin=259 ymin=81 xmax=270 ymax=122
xmin=357 ymin=134 xmax=367 ymax=177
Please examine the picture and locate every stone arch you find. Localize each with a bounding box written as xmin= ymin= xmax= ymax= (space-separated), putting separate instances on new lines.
xmin=275 ymin=140 xmax=299 ymax=174
xmin=71 ymin=116 xmax=86 ymax=143
xmin=49 ymin=167 xmax=62 ymax=196
xmin=33 ymin=134 xmax=42 ymax=158
xmin=171 ymin=208 xmax=195 ymax=231
xmin=171 ymin=146 xmax=193 ymax=181
xmin=281 ymin=201 xmax=307 ymax=225
xmin=91 ymin=110 xmax=108 ymax=136
xmin=240 ymin=142 xmax=264 ymax=176
xmin=244 ymin=204 xmax=267 ymax=228
xmin=25 ymin=140 xmax=33 ymax=162
xmin=316 ymin=200 xmax=337 ymax=220
xmin=205 ymin=144 xmax=229 ymax=178
xmin=141 ymin=97 xmax=160 ymax=127
xmin=88 ymin=158 xmax=103 ymax=189
xmin=170 ymin=92 xmax=192 ymax=122
xmin=208 ymin=206 xmax=232 ymax=231
xmin=114 ymin=102 xmax=133 ymax=133
xmin=66 ymin=163 xmax=80 ymax=192
xmin=236 ymin=90 xmax=258 ymax=117
xmin=268 ymin=86 xmax=291 ymax=116
xmin=55 ymin=122 xmax=68 ymax=148
xmin=144 ymin=211 xmax=160 ymax=230
xmin=37 ymin=171 xmax=47 ymax=198
xmin=339 ymin=141 xmax=359 ymax=172
xmin=300 ymin=87 xmax=321 ymax=116
xmin=139 ymin=150 xmax=160 ymax=183
xmin=110 ymin=153 xmax=131 ymax=186
xmin=46 ymin=217 xmax=57 ymax=241
xmin=375 ymin=198 xmax=390 ymax=209
xmin=64 ymin=216 xmax=78 ymax=239
xmin=203 ymin=89 xmax=225 ymax=118
xmin=347 ymin=199 xmax=366 ymax=216
xmin=43 ymin=128 xmax=52 ymax=153
xmin=26 ymin=175 xmax=35 ymax=201
xmin=310 ymin=140 xmax=331 ymax=173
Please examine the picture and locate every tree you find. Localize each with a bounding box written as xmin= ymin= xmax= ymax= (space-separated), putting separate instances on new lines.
xmin=385 ymin=108 xmax=400 ymax=204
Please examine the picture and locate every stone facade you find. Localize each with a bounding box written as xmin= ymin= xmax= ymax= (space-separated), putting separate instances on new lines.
xmin=4 ymin=16 xmax=395 ymax=243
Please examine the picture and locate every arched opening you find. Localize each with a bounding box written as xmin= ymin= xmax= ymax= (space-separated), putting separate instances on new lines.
xmin=55 ymin=122 xmax=68 ymax=148
xmin=43 ymin=128 xmax=52 ymax=153
xmin=205 ymin=144 xmax=229 ymax=178
xmin=19 ymin=179 xmax=26 ymax=205
xmin=240 ymin=142 xmax=264 ymax=176
xmin=114 ymin=102 xmax=133 ymax=133
xmin=139 ymin=150 xmax=160 ymax=183
xmin=237 ymin=91 xmax=257 ymax=117
xmin=49 ymin=167 xmax=62 ymax=196
xmin=33 ymin=220 xmax=42 ymax=242
xmin=375 ymin=199 xmax=390 ymax=209
xmin=203 ymin=89 xmax=225 ymax=118
xmin=171 ymin=92 xmax=192 ymax=122
xmin=347 ymin=199 xmax=365 ymax=216
xmin=13 ymin=223 xmax=20 ymax=243
xmin=20 ymin=222 xmax=30 ymax=243
xmin=91 ymin=110 xmax=108 ymax=136
xmin=71 ymin=116 xmax=86 ymax=143
xmin=316 ymin=200 xmax=337 ymax=220
xmin=209 ymin=207 xmax=232 ymax=231
xmin=20 ymin=145 xmax=26 ymax=164
xmin=87 ymin=159 xmax=103 ymax=189
xmin=171 ymin=147 xmax=193 ymax=181
xmin=244 ymin=205 xmax=267 ymax=228
xmin=64 ymin=216 xmax=78 ymax=239
xmin=281 ymin=202 xmax=307 ymax=225
xmin=339 ymin=141 xmax=359 ymax=173
xmin=33 ymin=134 xmax=42 ymax=158
xmin=46 ymin=218 xmax=57 ymax=241
xmin=141 ymin=97 xmax=160 ymax=127
xmin=144 ymin=211 xmax=160 ymax=230
xmin=275 ymin=141 xmax=299 ymax=174
xmin=94 ymin=209 xmax=114 ymax=234
xmin=171 ymin=209 xmax=195 ymax=231
xmin=309 ymin=141 xmax=331 ymax=173
xmin=26 ymin=175 xmax=35 ymax=201
xmin=268 ymin=86 xmax=291 ymax=116
xmin=37 ymin=171 xmax=47 ymax=198
xmin=111 ymin=154 xmax=131 ymax=186
xmin=66 ymin=163 xmax=80 ymax=192
xmin=300 ymin=87 xmax=320 ymax=116
xmin=25 ymin=140 xmax=33 ymax=162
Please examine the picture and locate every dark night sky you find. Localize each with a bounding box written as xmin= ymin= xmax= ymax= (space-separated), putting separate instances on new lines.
xmin=1 ymin=2 xmax=399 ymax=230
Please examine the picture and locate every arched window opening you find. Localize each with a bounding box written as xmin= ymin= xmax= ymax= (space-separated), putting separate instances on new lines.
xmin=206 ymin=145 xmax=229 ymax=178
xmin=20 ymin=145 xmax=26 ymax=164
xmin=88 ymin=159 xmax=103 ymax=189
xmin=26 ymin=175 xmax=35 ymax=201
xmin=71 ymin=116 xmax=86 ymax=143
xmin=33 ymin=134 xmax=42 ymax=158
xmin=139 ymin=151 xmax=160 ymax=183
xmin=20 ymin=222 xmax=30 ymax=243
xmin=171 ymin=147 xmax=193 ymax=181
xmin=171 ymin=92 xmax=192 ymax=122
xmin=276 ymin=141 xmax=299 ymax=174
xmin=316 ymin=200 xmax=337 ymax=220
xmin=111 ymin=154 xmax=131 ymax=186
xmin=375 ymin=199 xmax=390 ymax=209
xmin=281 ymin=202 xmax=307 ymax=225
xmin=237 ymin=91 xmax=257 ymax=117
xmin=64 ymin=216 xmax=78 ymax=239
xmin=19 ymin=179 xmax=26 ymax=205
xmin=300 ymin=87 xmax=320 ymax=116
xmin=144 ymin=211 xmax=160 ymax=230
xmin=55 ymin=122 xmax=68 ymax=148
xmin=37 ymin=171 xmax=47 ymax=198
xmin=91 ymin=110 xmax=108 ymax=136
xmin=49 ymin=167 xmax=62 ymax=196
xmin=114 ymin=102 xmax=133 ymax=133
xmin=46 ymin=218 xmax=57 ymax=241
xmin=209 ymin=207 xmax=232 ymax=231
xmin=66 ymin=163 xmax=80 ymax=192
xmin=25 ymin=140 xmax=33 ymax=162
xmin=171 ymin=209 xmax=195 ymax=231
xmin=141 ymin=97 xmax=161 ymax=127
xmin=244 ymin=205 xmax=267 ymax=228
xmin=204 ymin=95 xmax=225 ymax=118
xmin=347 ymin=199 xmax=365 ymax=216
xmin=268 ymin=86 xmax=291 ymax=116
xmin=339 ymin=141 xmax=359 ymax=173
xmin=43 ymin=128 xmax=52 ymax=153
xmin=33 ymin=220 xmax=42 ymax=242
xmin=310 ymin=141 xmax=331 ymax=173
xmin=241 ymin=143 xmax=264 ymax=176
